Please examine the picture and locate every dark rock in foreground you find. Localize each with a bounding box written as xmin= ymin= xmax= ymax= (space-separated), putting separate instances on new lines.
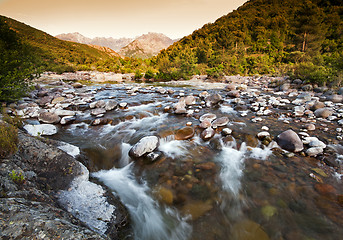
xmin=276 ymin=129 xmax=304 ymax=152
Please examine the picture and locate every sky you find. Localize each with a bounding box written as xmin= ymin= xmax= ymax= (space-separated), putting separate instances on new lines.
xmin=0 ymin=0 xmax=247 ymax=39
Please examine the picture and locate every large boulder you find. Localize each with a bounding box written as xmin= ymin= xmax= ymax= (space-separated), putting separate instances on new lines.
xmin=276 ymin=129 xmax=304 ymax=152
xmin=23 ymin=124 xmax=57 ymax=136
xmin=129 ymin=136 xmax=159 ymax=158
xmin=38 ymin=112 xmax=61 ymax=124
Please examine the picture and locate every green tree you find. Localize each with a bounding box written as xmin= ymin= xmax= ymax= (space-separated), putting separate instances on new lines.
xmin=0 ymin=18 xmax=38 ymax=102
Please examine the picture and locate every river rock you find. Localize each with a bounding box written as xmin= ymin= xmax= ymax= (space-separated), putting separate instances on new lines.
xmin=129 ymin=136 xmax=159 ymax=158
xmin=276 ymin=130 xmax=304 ymax=152
xmin=24 ymin=124 xmax=57 ymax=136
xmin=302 ymin=84 xmax=313 ymax=91
xmin=338 ymin=87 xmax=343 ymax=95
xmin=119 ymin=102 xmax=128 ymax=109
xmin=60 ymin=116 xmax=76 ymax=125
xmin=232 ymin=219 xmax=270 ymax=240
xmin=199 ymin=119 xmax=212 ymax=129
xmin=199 ymin=113 xmax=217 ymax=123
xmin=185 ymin=96 xmax=196 ymax=105
xmin=314 ymin=108 xmax=333 ymax=118
xmin=146 ymin=151 xmax=162 ymax=162
xmin=175 ymin=127 xmax=195 ymax=140
xmin=91 ymin=108 xmax=106 ymax=116
xmin=205 ymin=93 xmax=222 ymax=107
xmin=311 ymin=101 xmax=325 ymax=111
xmin=306 ymin=147 xmax=324 ymax=156
xmin=174 ymin=98 xmax=187 ymax=114
xmin=329 ymin=94 xmax=343 ymax=103
xmin=303 ymin=137 xmax=326 ymax=149
xmin=37 ymin=96 xmax=53 ymax=106
xmin=201 ymin=127 xmax=215 ymax=141
xmin=225 ymin=83 xmax=236 ymax=91
xmin=257 ymin=131 xmax=270 ymax=140
xmin=38 ymin=112 xmax=61 ymax=124
xmin=91 ymin=118 xmax=111 ymax=126
xmin=71 ymin=82 xmax=83 ymax=88
xmin=54 ymin=109 xmax=76 ymax=117
xmin=304 ymin=124 xmax=315 ymax=131
xmin=212 ymin=117 xmax=229 ymax=128
xmin=222 ymin=128 xmax=232 ymax=136
xmin=105 ymin=100 xmax=118 ymax=111
xmin=199 ymin=91 xmax=210 ymax=99
xmin=227 ymin=90 xmax=240 ymax=98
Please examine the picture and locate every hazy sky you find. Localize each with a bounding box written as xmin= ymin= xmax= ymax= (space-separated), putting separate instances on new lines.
xmin=0 ymin=0 xmax=247 ymax=39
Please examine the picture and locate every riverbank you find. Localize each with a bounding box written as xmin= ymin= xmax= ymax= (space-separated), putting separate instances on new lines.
xmin=0 ymin=128 xmax=130 ymax=239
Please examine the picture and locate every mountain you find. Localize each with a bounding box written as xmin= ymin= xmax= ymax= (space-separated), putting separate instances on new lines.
xmin=56 ymin=33 xmax=133 ymax=52
xmin=55 ymin=32 xmax=92 ymax=44
xmin=0 ymin=16 xmax=124 ymax=73
xmin=155 ymin=0 xmax=343 ymax=83
xmin=119 ymin=32 xmax=176 ymax=59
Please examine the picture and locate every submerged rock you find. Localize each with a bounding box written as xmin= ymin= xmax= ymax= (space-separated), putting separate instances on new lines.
xmin=276 ymin=130 xmax=304 ymax=152
xmin=175 ymin=127 xmax=195 ymax=140
xmin=231 ymin=219 xmax=270 ymax=240
xmin=129 ymin=136 xmax=160 ymax=158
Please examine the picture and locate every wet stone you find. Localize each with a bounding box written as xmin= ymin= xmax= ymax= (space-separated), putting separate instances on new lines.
xmin=60 ymin=116 xmax=76 ymax=125
xmin=129 ymin=136 xmax=160 ymax=158
xmin=212 ymin=117 xmax=229 ymax=129
xmin=314 ymin=108 xmax=333 ymax=118
xmin=91 ymin=108 xmax=106 ymax=116
xmin=199 ymin=113 xmax=217 ymax=123
xmin=175 ymin=126 xmax=195 ymax=140
xmin=199 ymin=119 xmax=212 ymax=129
xmin=276 ymin=129 xmax=304 ymax=152
xmin=201 ymin=127 xmax=215 ymax=141
xmin=38 ymin=112 xmax=61 ymax=124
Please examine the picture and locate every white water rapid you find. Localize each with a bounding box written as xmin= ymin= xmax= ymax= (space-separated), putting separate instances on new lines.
xmin=93 ymin=163 xmax=192 ymax=240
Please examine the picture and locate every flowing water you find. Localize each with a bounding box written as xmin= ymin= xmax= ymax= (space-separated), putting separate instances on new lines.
xmin=49 ymin=83 xmax=343 ymax=240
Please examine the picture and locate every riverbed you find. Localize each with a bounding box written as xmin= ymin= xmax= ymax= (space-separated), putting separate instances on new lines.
xmin=17 ymin=77 xmax=343 ymax=240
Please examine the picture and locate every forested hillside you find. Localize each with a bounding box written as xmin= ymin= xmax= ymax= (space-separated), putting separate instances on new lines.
xmin=0 ymin=16 xmax=152 ymax=74
xmin=155 ymin=0 xmax=343 ymax=84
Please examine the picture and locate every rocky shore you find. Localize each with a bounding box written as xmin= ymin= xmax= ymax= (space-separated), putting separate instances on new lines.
xmin=0 ymin=129 xmax=130 ymax=239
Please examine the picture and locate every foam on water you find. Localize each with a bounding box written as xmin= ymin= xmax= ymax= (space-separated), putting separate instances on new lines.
xmin=159 ymin=136 xmax=189 ymax=158
xmin=119 ymin=142 xmax=132 ymax=167
xmin=127 ymin=102 xmax=163 ymax=112
xmin=216 ymin=143 xmax=247 ymax=196
xmin=93 ymin=164 xmax=192 ymax=240
xmin=248 ymin=146 xmax=272 ymax=160
xmin=58 ymin=163 xmax=115 ymax=235
xmin=220 ymin=105 xmax=237 ymax=115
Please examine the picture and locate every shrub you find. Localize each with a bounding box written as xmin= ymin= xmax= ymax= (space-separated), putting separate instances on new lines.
xmin=9 ymin=170 xmax=25 ymax=184
xmin=144 ymin=69 xmax=155 ymax=80
xmin=0 ymin=122 xmax=18 ymax=158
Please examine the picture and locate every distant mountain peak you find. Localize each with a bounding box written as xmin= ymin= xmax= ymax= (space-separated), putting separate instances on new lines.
xmin=119 ymin=32 xmax=176 ymax=59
